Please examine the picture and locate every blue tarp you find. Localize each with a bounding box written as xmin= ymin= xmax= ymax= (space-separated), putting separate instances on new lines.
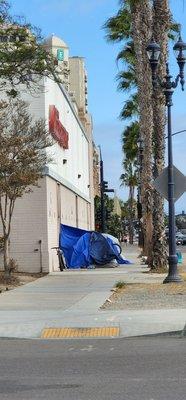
xmin=59 ymin=224 xmax=131 ymax=269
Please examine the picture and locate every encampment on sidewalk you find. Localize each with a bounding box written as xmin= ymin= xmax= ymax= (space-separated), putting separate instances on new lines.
xmin=59 ymin=224 xmax=131 ymax=269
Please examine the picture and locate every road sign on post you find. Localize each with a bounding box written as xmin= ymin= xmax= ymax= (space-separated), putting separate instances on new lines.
xmin=153 ymin=165 xmax=186 ymax=202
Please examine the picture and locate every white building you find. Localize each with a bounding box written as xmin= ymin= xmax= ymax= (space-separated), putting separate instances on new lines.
xmin=0 ymin=35 xmax=95 ymax=273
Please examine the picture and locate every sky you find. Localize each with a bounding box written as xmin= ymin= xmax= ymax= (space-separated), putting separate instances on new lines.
xmin=11 ymin=0 xmax=186 ymax=213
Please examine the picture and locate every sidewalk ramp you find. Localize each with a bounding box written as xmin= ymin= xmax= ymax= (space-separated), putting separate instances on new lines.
xmin=41 ymin=326 xmax=120 ymax=339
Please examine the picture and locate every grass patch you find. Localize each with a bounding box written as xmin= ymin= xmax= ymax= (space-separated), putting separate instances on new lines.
xmin=0 ymin=271 xmax=47 ymax=294
xmin=181 ymin=272 xmax=186 ymax=281
xmin=115 ymin=280 xmax=126 ymax=289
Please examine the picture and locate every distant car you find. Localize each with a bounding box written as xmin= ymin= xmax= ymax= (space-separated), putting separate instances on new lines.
xmin=181 ymin=235 xmax=186 ymax=245
xmin=176 ymin=235 xmax=186 ymax=245
xmin=176 ymin=238 xmax=183 ymax=246
xmin=176 ymin=232 xmax=184 ymax=238
xmin=167 ymin=232 xmax=184 ymax=245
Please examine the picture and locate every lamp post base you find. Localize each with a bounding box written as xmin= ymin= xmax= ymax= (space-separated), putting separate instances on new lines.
xmin=163 ymin=254 xmax=183 ymax=283
xmin=163 ymin=255 xmax=183 ymax=283
xmin=163 ymin=274 xmax=183 ymax=283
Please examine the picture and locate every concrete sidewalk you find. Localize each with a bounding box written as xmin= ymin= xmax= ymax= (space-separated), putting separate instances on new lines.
xmin=0 ymin=247 xmax=185 ymax=339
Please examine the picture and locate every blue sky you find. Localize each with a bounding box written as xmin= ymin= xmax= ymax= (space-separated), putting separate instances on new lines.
xmin=11 ymin=0 xmax=186 ymax=213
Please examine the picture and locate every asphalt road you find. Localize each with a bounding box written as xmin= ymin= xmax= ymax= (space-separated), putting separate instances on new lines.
xmin=0 ymin=336 xmax=185 ymax=400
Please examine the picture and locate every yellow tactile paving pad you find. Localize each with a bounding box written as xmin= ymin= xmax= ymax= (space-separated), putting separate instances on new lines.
xmin=41 ymin=326 xmax=120 ymax=339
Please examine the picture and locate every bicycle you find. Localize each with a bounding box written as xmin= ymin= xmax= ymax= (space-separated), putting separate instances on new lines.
xmin=51 ymin=247 xmax=67 ymax=271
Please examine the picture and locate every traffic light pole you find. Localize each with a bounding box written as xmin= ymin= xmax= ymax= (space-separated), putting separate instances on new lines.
xmin=99 ymin=146 xmax=114 ymax=233
xmin=100 ymin=159 xmax=106 ymax=233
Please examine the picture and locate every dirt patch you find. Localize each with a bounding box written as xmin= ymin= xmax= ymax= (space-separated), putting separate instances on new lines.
xmin=0 ymin=272 xmax=47 ymax=294
xmin=101 ymin=276 xmax=186 ymax=310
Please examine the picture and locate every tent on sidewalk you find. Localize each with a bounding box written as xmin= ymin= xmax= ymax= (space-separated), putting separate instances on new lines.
xmin=59 ymin=224 xmax=131 ymax=269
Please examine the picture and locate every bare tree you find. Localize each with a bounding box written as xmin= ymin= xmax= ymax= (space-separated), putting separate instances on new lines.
xmin=0 ymin=98 xmax=53 ymax=279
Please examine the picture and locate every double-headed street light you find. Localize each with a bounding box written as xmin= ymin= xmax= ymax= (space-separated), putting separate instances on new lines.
xmin=137 ymin=137 xmax=144 ymax=248
xmin=146 ymin=33 xmax=186 ymax=283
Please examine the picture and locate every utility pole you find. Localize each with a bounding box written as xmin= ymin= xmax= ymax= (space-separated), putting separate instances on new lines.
xmin=99 ymin=146 xmax=114 ymax=233
xmin=100 ymin=156 xmax=105 ymax=233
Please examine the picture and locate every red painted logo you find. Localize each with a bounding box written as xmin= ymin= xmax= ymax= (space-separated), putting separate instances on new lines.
xmin=49 ymin=105 xmax=69 ymax=149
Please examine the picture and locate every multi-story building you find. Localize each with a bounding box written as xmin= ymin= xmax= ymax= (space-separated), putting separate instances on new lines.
xmin=69 ymin=56 xmax=88 ymax=125
xmin=0 ymin=34 xmax=95 ymax=273
xmin=44 ymin=35 xmax=70 ymax=92
xmin=113 ymin=194 xmax=122 ymax=217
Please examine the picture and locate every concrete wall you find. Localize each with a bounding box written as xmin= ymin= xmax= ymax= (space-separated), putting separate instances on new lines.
xmin=0 ymin=179 xmax=49 ymax=273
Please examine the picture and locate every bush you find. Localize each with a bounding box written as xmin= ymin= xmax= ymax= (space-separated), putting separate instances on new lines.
xmin=115 ymin=280 xmax=126 ymax=289
xmin=9 ymin=258 xmax=18 ymax=273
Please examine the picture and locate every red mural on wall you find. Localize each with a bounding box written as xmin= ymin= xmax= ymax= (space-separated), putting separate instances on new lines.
xmin=49 ymin=105 xmax=69 ymax=149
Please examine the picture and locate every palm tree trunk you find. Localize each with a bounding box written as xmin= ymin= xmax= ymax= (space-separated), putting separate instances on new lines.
xmin=130 ymin=1 xmax=154 ymax=262
xmin=128 ymin=185 xmax=134 ymax=244
xmin=150 ymin=0 xmax=171 ymax=271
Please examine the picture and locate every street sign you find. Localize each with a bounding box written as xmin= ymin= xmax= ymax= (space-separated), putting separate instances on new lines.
xmin=153 ymin=165 xmax=186 ymax=202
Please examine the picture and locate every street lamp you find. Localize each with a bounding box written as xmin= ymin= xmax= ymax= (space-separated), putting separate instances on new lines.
xmin=137 ymin=137 xmax=144 ymax=248
xmin=146 ymin=33 xmax=186 ymax=283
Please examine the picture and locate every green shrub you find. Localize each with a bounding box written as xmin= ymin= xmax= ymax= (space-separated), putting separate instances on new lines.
xmin=115 ymin=280 xmax=126 ymax=289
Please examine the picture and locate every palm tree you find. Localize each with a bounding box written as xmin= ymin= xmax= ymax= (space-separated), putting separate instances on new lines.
xmin=104 ymin=1 xmax=178 ymax=269
xmin=104 ymin=3 xmax=131 ymax=43
xmin=121 ymin=121 xmax=139 ymax=161
xmin=104 ymin=1 xmax=154 ymax=258
xmin=120 ymin=160 xmax=138 ymax=244
xmin=120 ymin=93 xmax=138 ymax=120
xmin=128 ymin=0 xmax=154 ymax=259
xmin=150 ymin=0 xmax=171 ymax=270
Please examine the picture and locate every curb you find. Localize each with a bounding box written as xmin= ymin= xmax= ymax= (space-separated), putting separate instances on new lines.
xmin=0 ymin=328 xmax=185 ymax=341
xmin=181 ymin=324 xmax=186 ymax=337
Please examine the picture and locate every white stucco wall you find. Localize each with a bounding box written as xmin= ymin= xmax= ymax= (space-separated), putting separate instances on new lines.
xmin=44 ymin=78 xmax=90 ymax=199
xmin=0 ymin=76 xmax=94 ymax=273
xmin=21 ymin=77 xmax=91 ymax=203
xmin=0 ymin=179 xmax=49 ymax=273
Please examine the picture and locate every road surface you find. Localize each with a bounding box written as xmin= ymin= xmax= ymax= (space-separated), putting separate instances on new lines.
xmin=0 ymin=336 xmax=185 ymax=400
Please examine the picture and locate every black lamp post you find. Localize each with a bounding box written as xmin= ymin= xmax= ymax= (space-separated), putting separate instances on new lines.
xmin=137 ymin=137 xmax=144 ymax=248
xmin=146 ymin=33 xmax=186 ymax=283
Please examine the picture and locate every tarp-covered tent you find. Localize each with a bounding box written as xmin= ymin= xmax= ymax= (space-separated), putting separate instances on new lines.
xmin=59 ymin=224 xmax=131 ymax=269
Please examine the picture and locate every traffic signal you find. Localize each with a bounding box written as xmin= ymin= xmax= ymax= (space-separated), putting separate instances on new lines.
xmin=102 ymin=180 xmax=108 ymax=192
xmin=101 ymin=180 xmax=114 ymax=193
xmin=106 ymin=209 xmax=112 ymax=220
xmin=96 ymin=208 xmax=101 ymax=221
